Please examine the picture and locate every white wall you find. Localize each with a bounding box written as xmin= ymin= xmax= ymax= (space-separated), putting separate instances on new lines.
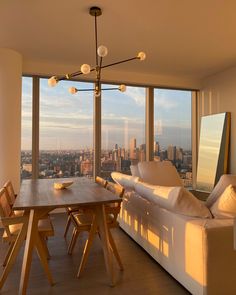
xmin=0 ymin=48 xmax=22 ymax=193
xmin=200 ymin=66 xmax=236 ymax=174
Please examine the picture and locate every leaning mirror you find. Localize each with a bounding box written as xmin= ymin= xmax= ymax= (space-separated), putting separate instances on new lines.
xmin=196 ymin=112 xmax=230 ymax=192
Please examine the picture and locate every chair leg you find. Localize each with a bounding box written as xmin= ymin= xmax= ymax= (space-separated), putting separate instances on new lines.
xmin=77 ymin=219 xmax=97 ymax=278
xmin=108 ymin=229 xmax=124 ymax=271
xmin=68 ymin=228 xmax=79 ymax=255
xmin=2 ymin=242 xmax=15 ymax=267
xmin=39 ymin=234 xmax=51 ymax=259
xmin=64 ymin=215 xmax=72 ymax=238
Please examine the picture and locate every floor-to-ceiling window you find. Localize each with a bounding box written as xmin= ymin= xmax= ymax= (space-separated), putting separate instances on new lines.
xmin=21 ymin=76 xmax=194 ymax=184
xmin=154 ymin=89 xmax=192 ymax=187
xmin=21 ymin=77 xmax=33 ymax=179
xmin=101 ymin=84 xmax=146 ymax=180
xmin=39 ymin=79 xmax=94 ymax=179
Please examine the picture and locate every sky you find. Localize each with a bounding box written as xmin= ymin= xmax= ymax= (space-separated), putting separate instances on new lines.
xmin=21 ymin=77 xmax=192 ymax=151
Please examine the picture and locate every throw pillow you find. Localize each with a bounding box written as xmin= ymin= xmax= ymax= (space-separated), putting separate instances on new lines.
xmin=137 ymin=161 xmax=183 ymax=186
xmin=134 ymin=181 xmax=212 ymax=218
xmin=206 ymin=174 xmax=236 ymax=208
xmin=210 ymin=184 xmax=236 ymax=218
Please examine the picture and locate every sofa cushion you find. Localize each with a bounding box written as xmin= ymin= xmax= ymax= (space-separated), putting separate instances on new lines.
xmin=210 ymin=184 xmax=236 ymax=218
xmin=134 ymin=181 xmax=212 ymax=218
xmin=138 ymin=161 xmax=183 ymax=186
xmin=111 ymin=172 xmax=139 ymax=190
xmin=130 ymin=165 xmax=141 ymax=178
xmin=206 ymin=174 xmax=236 ymax=208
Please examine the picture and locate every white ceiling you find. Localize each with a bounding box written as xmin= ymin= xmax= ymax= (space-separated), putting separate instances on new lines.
xmin=1 ymin=0 xmax=236 ymax=82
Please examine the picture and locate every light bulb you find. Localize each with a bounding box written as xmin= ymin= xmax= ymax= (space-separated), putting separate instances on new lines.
xmin=48 ymin=76 xmax=58 ymax=87
xmin=119 ymin=84 xmax=126 ymax=92
xmin=69 ymin=87 xmax=78 ymax=94
xmin=97 ymin=45 xmax=108 ymax=57
xmin=81 ymin=64 xmax=91 ymax=74
xmin=95 ymin=91 xmax=100 ymax=97
xmin=137 ymin=52 xmax=146 ymax=61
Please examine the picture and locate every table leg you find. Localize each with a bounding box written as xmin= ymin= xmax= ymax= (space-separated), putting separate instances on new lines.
xmin=95 ymin=205 xmax=114 ymax=286
xmin=19 ymin=209 xmax=53 ymax=295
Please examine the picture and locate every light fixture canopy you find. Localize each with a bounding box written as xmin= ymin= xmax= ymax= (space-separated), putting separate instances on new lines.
xmin=48 ymin=6 xmax=146 ymax=95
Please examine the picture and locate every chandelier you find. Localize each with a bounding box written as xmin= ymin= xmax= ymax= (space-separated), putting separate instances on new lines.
xmin=48 ymin=6 xmax=146 ymax=96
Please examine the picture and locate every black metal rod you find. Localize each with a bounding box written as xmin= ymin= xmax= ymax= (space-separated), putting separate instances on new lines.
xmin=101 ymin=56 xmax=138 ymax=69
xmin=57 ymin=56 xmax=138 ymax=81
xmin=75 ymin=87 xmax=119 ymax=92
xmin=75 ymin=88 xmax=95 ymax=92
xmin=58 ymin=67 xmax=96 ymax=81
xmin=97 ymin=56 xmax=103 ymax=90
xmin=95 ymin=13 xmax=98 ymax=66
xmin=101 ymin=87 xmax=119 ymax=91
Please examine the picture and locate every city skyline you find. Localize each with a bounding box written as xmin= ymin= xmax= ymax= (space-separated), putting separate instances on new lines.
xmin=21 ymin=77 xmax=192 ymax=150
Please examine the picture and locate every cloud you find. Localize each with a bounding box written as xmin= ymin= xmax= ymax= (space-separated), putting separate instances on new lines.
xmin=125 ymin=87 xmax=145 ymax=106
xmin=155 ymin=93 xmax=178 ymax=109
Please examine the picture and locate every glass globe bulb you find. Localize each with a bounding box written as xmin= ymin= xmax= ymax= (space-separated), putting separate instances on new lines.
xmin=97 ymin=45 xmax=108 ymax=57
xmin=68 ymin=87 xmax=78 ymax=95
xmin=94 ymin=89 xmax=101 ymax=97
xmin=48 ymin=76 xmax=58 ymax=87
xmin=137 ymin=52 xmax=146 ymax=61
xmin=119 ymin=84 xmax=126 ymax=92
xmin=81 ymin=64 xmax=91 ymax=75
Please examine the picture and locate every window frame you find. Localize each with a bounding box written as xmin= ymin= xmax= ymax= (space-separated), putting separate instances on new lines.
xmin=21 ymin=75 xmax=197 ymax=184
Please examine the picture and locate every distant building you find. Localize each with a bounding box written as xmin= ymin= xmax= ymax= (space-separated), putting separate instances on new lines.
xmin=22 ymin=163 xmax=32 ymax=173
xmin=129 ymin=138 xmax=136 ymax=159
xmin=167 ymin=145 xmax=176 ymax=161
xmin=80 ymin=159 xmax=93 ymax=176
xmin=101 ymin=160 xmax=116 ymax=172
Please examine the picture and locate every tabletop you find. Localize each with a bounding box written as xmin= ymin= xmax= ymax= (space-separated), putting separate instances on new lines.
xmin=13 ymin=178 xmax=121 ymax=210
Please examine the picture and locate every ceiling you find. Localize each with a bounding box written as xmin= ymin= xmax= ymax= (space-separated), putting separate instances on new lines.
xmin=1 ymin=0 xmax=236 ymax=82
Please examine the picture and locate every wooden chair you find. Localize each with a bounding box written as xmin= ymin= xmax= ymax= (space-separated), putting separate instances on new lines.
xmin=0 ymin=187 xmax=54 ymax=267
xmin=68 ymin=182 xmax=124 ymax=277
xmin=3 ymin=180 xmax=24 ymax=216
xmin=3 ymin=180 xmax=17 ymax=207
xmin=95 ymin=176 xmax=108 ymax=188
xmin=63 ymin=176 xmax=107 ymax=238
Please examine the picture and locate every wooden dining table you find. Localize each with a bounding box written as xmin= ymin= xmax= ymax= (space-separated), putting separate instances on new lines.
xmin=0 ymin=178 xmax=122 ymax=295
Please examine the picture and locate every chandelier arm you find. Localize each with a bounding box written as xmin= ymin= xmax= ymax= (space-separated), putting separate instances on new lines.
xmin=101 ymin=56 xmax=139 ymax=69
xmin=101 ymin=87 xmax=120 ymax=91
xmin=79 ymin=87 xmax=120 ymax=92
xmin=57 ymin=67 xmax=97 ymax=81
xmin=69 ymin=67 xmax=96 ymax=78
xmin=76 ymin=88 xmax=95 ymax=91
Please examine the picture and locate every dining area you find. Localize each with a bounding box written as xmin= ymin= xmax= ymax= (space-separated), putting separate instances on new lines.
xmin=0 ymin=177 xmax=124 ymax=295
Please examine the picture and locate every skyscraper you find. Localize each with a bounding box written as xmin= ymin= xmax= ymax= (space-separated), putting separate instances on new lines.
xmin=129 ymin=138 xmax=136 ymax=159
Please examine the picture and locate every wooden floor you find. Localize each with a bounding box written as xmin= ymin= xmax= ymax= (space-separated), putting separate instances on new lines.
xmin=0 ymin=213 xmax=190 ymax=295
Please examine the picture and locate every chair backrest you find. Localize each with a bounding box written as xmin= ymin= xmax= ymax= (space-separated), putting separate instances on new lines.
xmin=106 ymin=182 xmax=124 ymax=198
xmin=0 ymin=187 xmax=12 ymax=218
xmin=4 ymin=180 xmax=16 ymax=206
xmin=95 ymin=176 xmax=107 ymax=188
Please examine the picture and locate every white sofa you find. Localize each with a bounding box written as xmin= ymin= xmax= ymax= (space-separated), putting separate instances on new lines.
xmin=112 ymin=163 xmax=236 ymax=295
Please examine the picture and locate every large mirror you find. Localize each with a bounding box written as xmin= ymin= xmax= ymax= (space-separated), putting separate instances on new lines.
xmin=196 ymin=112 xmax=230 ymax=192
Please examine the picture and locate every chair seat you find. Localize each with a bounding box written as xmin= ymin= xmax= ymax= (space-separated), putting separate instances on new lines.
xmin=72 ymin=211 xmax=117 ymax=227
xmin=72 ymin=212 xmax=93 ymax=227
xmin=2 ymin=217 xmax=54 ymax=242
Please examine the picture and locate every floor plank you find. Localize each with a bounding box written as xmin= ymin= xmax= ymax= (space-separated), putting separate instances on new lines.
xmin=0 ymin=213 xmax=190 ymax=295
